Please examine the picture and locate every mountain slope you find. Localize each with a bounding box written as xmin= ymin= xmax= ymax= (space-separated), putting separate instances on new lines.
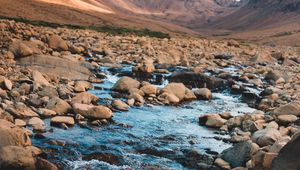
xmin=103 ymin=0 xmax=245 ymax=30
xmin=205 ymin=0 xmax=300 ymax=46
xmin=0 ymin=0 xmax=299 ymax=45
xmin=0 ymin=0 xmax=194 ymax=34
xmin=210 ymin=0 xmax=300 ymax=30
xmin=0 ymin=0 xmax=244 ymax=34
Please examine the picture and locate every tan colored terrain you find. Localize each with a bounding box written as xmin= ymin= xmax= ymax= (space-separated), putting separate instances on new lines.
xmin=205 ymin=0 xmax=300 ymax=46
xmin=0 ymin=19 xmax=299 ymax=169
xmin=0 ymin=0 xmax=299 ymax=45
xmin=0 ymin=0 xmax=194 ymax=34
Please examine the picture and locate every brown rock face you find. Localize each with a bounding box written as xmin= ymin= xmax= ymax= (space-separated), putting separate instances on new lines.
xmin=252 ymin=150 xmax=278 ymax=170
xmin=252 ymin=128 xmax=282 ymax=147
xmin=199 ymin=114 xmax=227 ymax=128
xmin=134 ymin=59 xmax=155 ymax=73
xmin=112 ymin=100 xmax=129 ymax=111
xmin=17 ymin=55 xmax=93 ymax=81
xmin=9 ymin=41 xmax=33 ymax=58
xmin=160 ymin=83 xmax=196 ymax=102
xmin=0 ymin=76 xmax=13 ymax=91
xmin=32 ymin=70 xmax=50 ymax=87
xmin=272 ymin=101 xmax=300 ymax=116
xmin=74 ymin=81 xmax=93 ymax=92
xmin=140 ymin=84 xmax=157 ymax=96
xmin=27 ymin=117 xmax=46 ymax=131
xmin=47 ymin=97 xmax=71 ymax=114
xmin=0 ymin=146 xmax=36 ymax=170
xmin=50 ymin=116 xmax=75 ymax=126
xmin=6 ymin=103 xmax=39 ymax=118
xmin=112 ymin=76 xmax=140 ymax=92
xmin=0 ymin=120 xmax=32 ymax=147
xmin=194 ymin=88 xmax=212 ymax=100
xmin=37 ymin=108 xmax=57 ymax=117
xmin=72 ymin=103 xmax=113 ymax=119
xmin=47 ymin=35 xmax=69 ymax=51
xmin=71 ymin=92 xmax=99 ymax=105
xmin=277 ymin=114 xmax=298 ymax=125
xmin=265 ymin=70 xmax=282 ymax=82
xmin=36 ymin=157 xmax=58 ymax=170
xmin=128 ymin=92 xmax=145 ymax=105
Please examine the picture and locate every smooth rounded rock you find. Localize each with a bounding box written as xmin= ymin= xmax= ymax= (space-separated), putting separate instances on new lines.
xmin=112 ymin=76 xmax=140 ymax=92
xmin=112 ymin=100 xmax=129 ymax=111
xmin=51 ymin=116 xmax=75 ymax=126
xmin=194 ymin=88 xmax=212 ymax=100
xmin=73 ymin=103 xmax=113 ymax=119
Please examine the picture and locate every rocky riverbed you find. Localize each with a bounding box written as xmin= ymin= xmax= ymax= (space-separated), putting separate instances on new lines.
xmin=0 ymin=19 xmax=299 ymax=170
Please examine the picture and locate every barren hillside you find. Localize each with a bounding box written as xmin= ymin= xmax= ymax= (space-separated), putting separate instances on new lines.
xmin=0 ymin=0 xmax=244 ymax=33
xmin=0 ymin=0 xmax=194 ymax=34
xmin=206 ymin=0 xmax=300 ymax=46
xmin=0 ymin=0 xmax=300 ymax=45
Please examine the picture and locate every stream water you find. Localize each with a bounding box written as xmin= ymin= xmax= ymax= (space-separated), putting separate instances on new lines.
xmin=32 ymin=66 xmax=256 ymax=170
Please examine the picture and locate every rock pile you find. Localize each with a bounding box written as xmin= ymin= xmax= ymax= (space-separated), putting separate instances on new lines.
xmin=0 ymin=19 xmax=299 ymax=169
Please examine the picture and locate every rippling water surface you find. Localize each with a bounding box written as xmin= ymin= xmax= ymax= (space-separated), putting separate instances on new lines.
xmin=32 ymin=66 xmax=255 ymax=170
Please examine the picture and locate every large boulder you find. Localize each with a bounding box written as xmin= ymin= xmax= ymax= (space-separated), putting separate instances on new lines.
xmin=250 ymin=52 xmax=277 ymax=64
xmin=272 ymin=101 xmax=300 ymax=116
xmin=252 ymin=128 xmax=282 ymax=147
xmin=242 ymin=120 xmax=262 ymax=133
xmin=128 ymin=92 xmax=145 ymax=105
xmin=160 ymin=83 xmax=196 ymax=102
xmin=74 ymin=81 xmax=93 ymax=92
xmin=71 ymin=92 xmax=99 ymax=105
xmin=72 ymin=103 xmax=113 ymax=119
xmin=277 ymin=114 xmax=298 ymax=125
xmin=47 ymin=97 xmax=71 ymax=114
xmin=271 ymin=133 xmax=300 ymax=170
xmin=47 ymin=35 xmax=68 ymax=51
xmin=50 ymin=116 xmax=75 ymax=126
xmin=140 ymin=84 xmax=157 ymax=96
xmin=168 ymin=72 xmax=227 ymax=90
xmin=9 ymin=39 xmax=43 ymax=58
xmin=38 ymin=86 xmax=58 ymax=98
xmin=0 ymin=120 xmax=31 ymax=147
xmin=194 ymin=88 xmax=212 ymax=100
xmin=265 ymin=70 xmax=282 ymax=82
xmin=157 ymin=92 xmax=180 ymax=104
xmin=0 ymin=146 xmax=35 ymax=170
xmin=37 ymin=108 xmax=57 ymax=118
xmin=9 ymin=40 xmax=34 ymax=58
xmin=199 ymin=114 xmax=226 ymax=128
xmin=3 ymin=78 xmax=12 ymax=90
xmin=6 ymin=103 xmax=39 ymax=118
xmin=111 ymin=100 xmax=129 ymax=111
xmin=253 ymin=150 xmax=278 ymax=170
xmin=32 ymin=70 xmax=50 ymax=87
xmin=36 ymin=157 xmax=58 ymax=170
xmin=214 ymin=158 xmax=231 ymax=170
xmin=112 ymin=76 xmax=140 ymax=92
xmin=17 ymin=55 xmax=93 ymax=80
xmin=134 ymin=59 xmax=155 ymax=73
xmin=221 ymin=141 xmax=254 ymax=168
xmin=27 ymin=117 xmax=46 ymax=131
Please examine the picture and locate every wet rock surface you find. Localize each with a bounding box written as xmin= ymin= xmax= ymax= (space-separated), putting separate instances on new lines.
xmin=0 ymin=19 xmax=299 ymax=169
